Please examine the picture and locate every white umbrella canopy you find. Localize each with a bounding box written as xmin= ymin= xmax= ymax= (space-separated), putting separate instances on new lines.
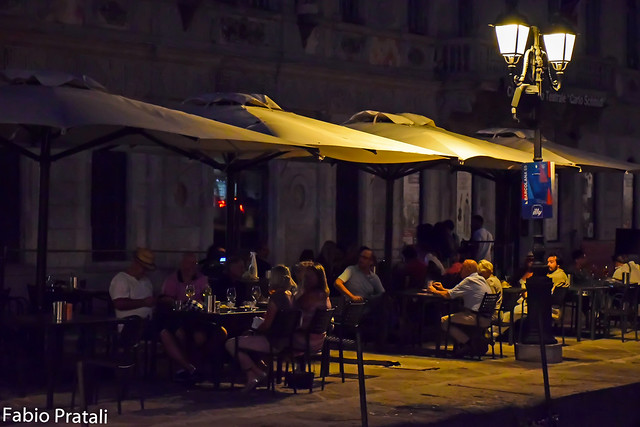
xmin=0 ymin=70 xmax=307 ymax=307
xmin=0 ymin=70 xmax=302 ymax=160
xmin=344 ymin=111 xmax=576 ymax=169
xmin=179 ymin=93 xmax=450 ymax=165
xmin=475 ymin=128 xmax=640 ymax=172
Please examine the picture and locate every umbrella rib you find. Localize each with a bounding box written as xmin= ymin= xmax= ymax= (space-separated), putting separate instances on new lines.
xmin=0 ymin=135 xmax=40 ymax=161
xmin=225 ymin=151 xmax=287 ymax=174
xmin=50 ymin=127 xmax=137 ymax=162
xmin=139 ymin=130 xmax=225 ymax=170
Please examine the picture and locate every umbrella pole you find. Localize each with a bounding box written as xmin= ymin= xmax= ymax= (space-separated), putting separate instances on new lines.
xmin=36 ymin=130 xmax=52 ymax=311
xmin=225 ymin=172 xmax=238 ymax=255
xmin=384 ymin=179 xmax=394 ymax=276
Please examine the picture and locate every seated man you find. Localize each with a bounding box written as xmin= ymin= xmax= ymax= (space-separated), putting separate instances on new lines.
xmin=109 ymin=248 xmax=203 ymax=382
xmin=334 ymin=246 xmax=385 ymax=303
xmin=392 ymin=245 xmax=428 ymax=291
xmin=428 ymin=259 xmax=492 ymax=356
xmin=565 ymin=249 xmax=590 ymax=286
xmin=547 ymin=253 xmax=569 ymax=292
xmin=612 ymin=254 xmax=640 ymax=284
xmin=211 ymin=256 xmax=248 ymax=305
xmin=159 ymin=252 xmax=226 ymax=380
xmin=334 ymin=246 xmax=386 ymax=344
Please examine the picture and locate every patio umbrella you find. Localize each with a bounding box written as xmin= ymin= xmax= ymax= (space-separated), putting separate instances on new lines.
xmin=343 ymin=111 xmax=576 ymax=266
xmin=179 ymin=94 xmax=452 ymax=256
xmin=344 ymin=111 xmax=577 ymax=170
xmin=0 ymin=70 xmax=304 ymax=308
xmin=475 ymin=128 xmax=640 ymax=172
xmin=180 ymin=93 xmax=449 ymax=164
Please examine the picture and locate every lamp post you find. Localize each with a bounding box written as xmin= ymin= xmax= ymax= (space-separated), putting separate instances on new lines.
xmin=493 ymin=12 xmax=576 ymax=347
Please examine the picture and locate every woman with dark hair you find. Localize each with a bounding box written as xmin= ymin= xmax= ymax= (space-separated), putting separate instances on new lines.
xmin=224 ymin=264 xmax=294 ymax=391
xmin=298 ymin=249 xmax=315 ymax=263
xmin=293 ymin=263 xmax=331 ymax=352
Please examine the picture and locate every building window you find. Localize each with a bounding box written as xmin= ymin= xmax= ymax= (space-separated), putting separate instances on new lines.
xmin=407 ymin=0 xmax=429 ymax=35
xmin=585 ymin=0 xmax=601 ymax=55
xmin=458 ymin=0 xmax=472 ymax=37
xmin=340 ymin=0 xmax=360 ymax=24
xmin=0 ymin=148 xmax=20 ymax=262
xmin=627 ymin=0 xmax=639 ymax=69
xmin=91 ymin=151 xmax=127 ymax=262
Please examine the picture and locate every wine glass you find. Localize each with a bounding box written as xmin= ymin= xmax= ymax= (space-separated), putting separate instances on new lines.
xmin=251 ymin=285 xmax=262 ymax=309
xmin=185 ymin=283 xmax=196 ymax=301
xmin=226 ymin=287 xmax=237 ymax=308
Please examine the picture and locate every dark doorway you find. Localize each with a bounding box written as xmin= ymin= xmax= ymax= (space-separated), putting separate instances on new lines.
xmin=336 ymin=163 xmax=359 ymax=252
xmin=91 ymin=151 xmax=127 ymax=262
xmin=0 ymin=148 xmax=21 ymax=262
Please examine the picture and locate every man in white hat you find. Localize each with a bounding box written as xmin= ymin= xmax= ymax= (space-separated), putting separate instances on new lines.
xmin=109 ymin=247 xmax=157 ymax=319
xmin=109 ymin=248 xmax=203 ymax=382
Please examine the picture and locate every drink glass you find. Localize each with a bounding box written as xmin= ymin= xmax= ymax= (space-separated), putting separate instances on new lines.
xmin=185 ymin=283 xmax=196 ymax=301
xmin=226 ymin=287 xmax=237 ymax=308
xmin=251 ymin=285 xmax=261 ymax=305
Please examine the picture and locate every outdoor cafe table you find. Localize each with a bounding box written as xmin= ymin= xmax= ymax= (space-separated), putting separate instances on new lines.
xmin=11 ymin=313 xmax=120 ymax=409
xmin=571 ymin=281 xmax=612 ymax=341
xmin=396 ymin=289 xmax=461 ymax=351
xmin=166 ymin=307 xmax=267 ymax=337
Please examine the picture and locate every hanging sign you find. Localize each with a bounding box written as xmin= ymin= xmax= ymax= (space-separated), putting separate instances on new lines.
xmin=522 ymin=161 xmax=555 ymax=219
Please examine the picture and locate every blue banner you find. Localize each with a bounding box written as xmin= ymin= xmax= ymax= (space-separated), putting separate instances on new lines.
xmin=522 ymin=162 xmax=554 ymax=219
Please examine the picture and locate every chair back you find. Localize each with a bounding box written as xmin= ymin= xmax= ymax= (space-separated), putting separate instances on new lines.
xmin=550 ymin=286 xmax=569 ymax=307
xmin=329 ymin=297 xmax=346 ymax=319
xmin=335 ymin=302 xmax=366 ymax=329
xmin=477 ymin=293 xmax=500 ymax=318
xmin=267 ymin=309 xmax=302 ymax=342
xmin=306 ymin=308 xmax=335 ymax=335
xmin=500 ymin=288 xmax=522 ymax=312
xmin=622 ymin=284 xmax=640 ymax=313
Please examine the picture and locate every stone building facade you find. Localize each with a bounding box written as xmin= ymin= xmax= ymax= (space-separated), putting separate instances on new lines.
xmin=1 ymin=0 xmax=639 ymax=290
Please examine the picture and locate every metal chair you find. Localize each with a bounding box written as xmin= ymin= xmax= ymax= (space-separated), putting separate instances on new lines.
xmin=491 ymin=287 xmax=523 ymax=357
xmin=446 ymin=293 xmax=500 ymax=360
xmin=283 ymin=307 xmax=335 ymax=393
xmin=72 ymin=315 xmax=146 ymax=414
xmin=599 ymin=284 xmax=639 ymax=342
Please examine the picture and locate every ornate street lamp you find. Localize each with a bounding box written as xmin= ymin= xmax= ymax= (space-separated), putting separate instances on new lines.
xmin=493 ymin=12 xmax=576 ymax=350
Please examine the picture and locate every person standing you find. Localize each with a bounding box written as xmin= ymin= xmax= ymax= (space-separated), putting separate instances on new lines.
xmin=470 ymin=215 xmax=494 ymax=263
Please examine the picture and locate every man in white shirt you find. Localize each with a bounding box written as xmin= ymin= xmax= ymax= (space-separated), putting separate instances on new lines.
xmin=471 ymin=215 xmax=494 ymax=263
xmin=109 ymin=247 xmax=156 ymax=319
xmin=109 ymin=248 xmax=203 ymax=382
xmin=428 ymin=259 xmax=492 ymax=354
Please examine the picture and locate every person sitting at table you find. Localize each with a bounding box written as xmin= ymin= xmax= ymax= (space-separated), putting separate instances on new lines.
xmin=159 ymin=252 xmax=226 ymax=381
xmin=427 ymin=259 xmax=492 ymax=357
xmin=611 ymin=254 xmax=640 ymax=284
xmin=109 ymin=248 xmax=203 ymax=383
xmin=547 ymin=253 xmax=569 ymax=292
xmin=334 ymin=247 xmax=385 ymax=303
xmin=211 ymin=256 xmax=247 ymax=306
xmin=392 ymin=245 xmax=428 ymax=291
xmin=565 ymin=249 xmax=590 ymax=286
xmin=477 ymin=259 xmax=502 ymax=321
xmin=224 ymin=264 xmax=295 ymax=392
xmin=292 ymin=263 xmax=331 ymax=353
